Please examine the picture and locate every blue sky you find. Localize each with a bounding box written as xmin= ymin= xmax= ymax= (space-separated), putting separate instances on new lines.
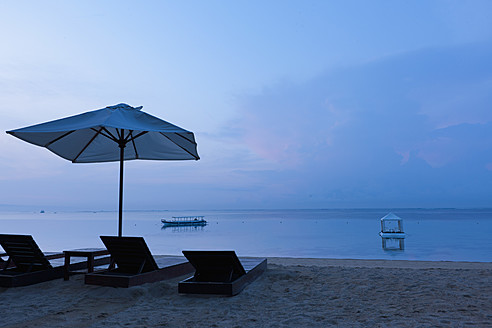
xmin=1 ymin=1 xmax=491 ymax=210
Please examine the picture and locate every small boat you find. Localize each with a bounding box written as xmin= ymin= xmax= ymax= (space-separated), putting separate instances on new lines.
xmin=161 ymin=216 xmax=207 ymax=227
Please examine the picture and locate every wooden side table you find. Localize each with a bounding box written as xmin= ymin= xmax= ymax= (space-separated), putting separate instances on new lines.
xmin=64 ymin=248 xmax=110 ymax=281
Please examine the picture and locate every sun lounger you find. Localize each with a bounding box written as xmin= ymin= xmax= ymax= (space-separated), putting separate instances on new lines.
xmin=178 ymin=251 xmax=267 ymax=296
xmin=0 ymin=234 xmax=92 ymax=287
xmin=84 ymin=236 xmax=193 ymax=288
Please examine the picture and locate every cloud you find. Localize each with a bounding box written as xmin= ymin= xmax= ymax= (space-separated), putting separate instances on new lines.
xmin=3 ymin=40 xmax=492 ymax=210
xmin=232 ymin=41 xmax=492 ymax=207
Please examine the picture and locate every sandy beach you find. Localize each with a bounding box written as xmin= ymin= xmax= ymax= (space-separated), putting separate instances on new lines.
xmin=0 ymin=257 xmax=491 ymax=328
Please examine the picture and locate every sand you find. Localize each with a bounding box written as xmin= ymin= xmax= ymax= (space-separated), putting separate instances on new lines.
xmin=0 ymin=257 xmax=491 ymax=328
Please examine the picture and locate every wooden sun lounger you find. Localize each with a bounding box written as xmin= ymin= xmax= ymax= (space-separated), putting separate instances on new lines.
xmin=0 ymin=234 xmax=94 ymax=287
xmin=178 ymin=251 xmax=267 ymax=296
xmin=84 ymin=236 xmax=193 ymax=288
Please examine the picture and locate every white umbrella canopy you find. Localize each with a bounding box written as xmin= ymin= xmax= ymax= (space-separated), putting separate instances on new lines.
xmin=7 ymin=103 xmax=199 ymax=236
xmin=7 ymin=103 xmax=199 ymax=162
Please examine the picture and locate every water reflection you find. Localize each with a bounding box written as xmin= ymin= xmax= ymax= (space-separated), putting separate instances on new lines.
xmin=381 ymin=237 xmax=405 ymax=250
xmin=161 ymin=225 xmax=207 ymax=233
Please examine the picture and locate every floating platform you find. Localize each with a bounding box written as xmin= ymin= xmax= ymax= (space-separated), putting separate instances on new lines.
xmin=380 ymin=213 xmax=406 ymax=250
xmin=379 ymin=232 xmax=406 ymax=238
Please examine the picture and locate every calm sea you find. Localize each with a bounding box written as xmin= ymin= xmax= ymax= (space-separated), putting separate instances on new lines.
xmin=0 ymin=209 xmax=491 ymax=262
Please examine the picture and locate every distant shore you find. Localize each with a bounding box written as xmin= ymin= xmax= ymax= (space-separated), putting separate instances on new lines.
xmin=0 ymin=257 xmax=490 ymax=327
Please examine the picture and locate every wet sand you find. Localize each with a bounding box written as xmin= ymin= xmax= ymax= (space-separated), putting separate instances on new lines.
xmin=0 ymin=257 xmax=491 ymax=327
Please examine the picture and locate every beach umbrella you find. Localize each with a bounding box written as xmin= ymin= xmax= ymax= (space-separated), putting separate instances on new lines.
xmin=6 ymin=103 xmax=199 ymax=237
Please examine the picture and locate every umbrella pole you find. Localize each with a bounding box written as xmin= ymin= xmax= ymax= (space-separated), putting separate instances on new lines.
xmin=118 ymin=144 xmax=124 ymax=237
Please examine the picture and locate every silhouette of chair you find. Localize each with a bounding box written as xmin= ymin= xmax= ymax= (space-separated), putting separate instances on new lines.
xmin=178 ymin=250 xmax=267 ymax=296
xmin=0 ymin=234 xmax=88 ymax=287
xmin=85 ymin=236 xmax=193 ymax=287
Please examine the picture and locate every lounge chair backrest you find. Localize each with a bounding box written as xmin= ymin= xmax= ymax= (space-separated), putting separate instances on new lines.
xmin=182 ymin=250 xmax=247 ymax=282
xmin=100 ymin=236 xmax=158 ymax=274
xmin=0 ymin=234 xmax=52 ymax=272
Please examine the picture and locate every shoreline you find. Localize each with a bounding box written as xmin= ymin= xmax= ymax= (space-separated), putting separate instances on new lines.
xmin=266 ymin=257 xmax=492 ymax=269
xmin=153 ymin=255 xmax=492 ymax=269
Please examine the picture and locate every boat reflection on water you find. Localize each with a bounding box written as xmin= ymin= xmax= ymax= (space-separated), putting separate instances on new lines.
xmin=161 ymin=225 xmax=207 ymax=232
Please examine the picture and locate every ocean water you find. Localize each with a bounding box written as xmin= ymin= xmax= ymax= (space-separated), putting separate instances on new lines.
xmin=0 ymin=208 xmax=491 ymax=262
